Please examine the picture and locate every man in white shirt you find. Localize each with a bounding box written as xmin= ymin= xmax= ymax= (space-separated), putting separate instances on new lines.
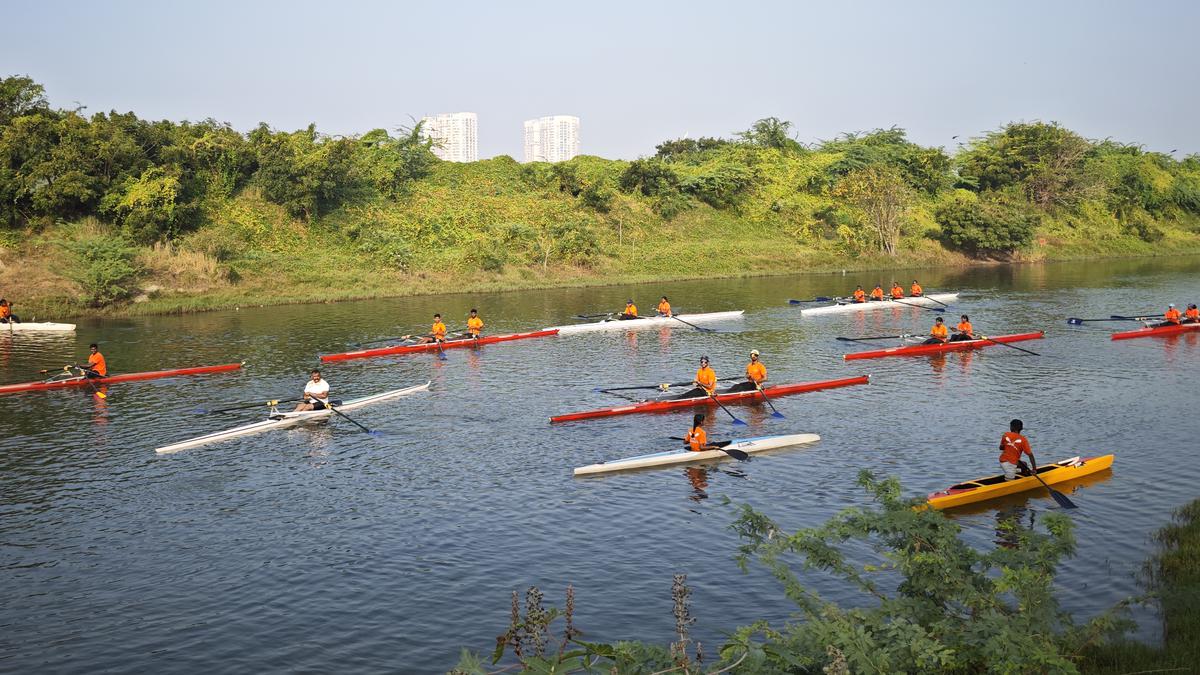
xmin=295 ymin=369 xmax=330 ymax=411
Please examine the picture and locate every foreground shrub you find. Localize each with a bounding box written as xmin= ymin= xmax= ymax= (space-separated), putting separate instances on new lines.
xmin=60 ymin=235 xmax=142 ymax=307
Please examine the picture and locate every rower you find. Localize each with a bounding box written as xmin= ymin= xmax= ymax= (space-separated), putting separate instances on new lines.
xmin=77 ymin=343 xmax=107 ymax=378
xmin=890 ymin=282 xmax=905 ymax=299
xmin=923 ymin=316 xmax=949 ymax=345
xmin=852 ymin=285 xmax=867 ymax=303
xmin=1185 ymin=304 xmax=1199 ymax=324
xmin=656 ymin=296 xmax=672 ymax=317
xmin=620 ymin=299 xmax=639 ymax=320
xmin=0 ymin=299 xmax=18 ymax=324
xmin=869 ymin=284 xmax=885 ymax=301
xmin=1161 ymin=304 xmax=1182 ymax=326
xmin=466 ymin=308 xmax=484 ymax=340
xmin=294 ymin=369 xmax=330 ymax=412
xmin=727 ymin=349 xmax=767 ymax=392
xmin=950 ymin=314 xmax=974 ymax=342
xmin=999 ymin=419 xmax=1037 ymax=481
xmin=910 ymin=280 xmax=923 ymax=297
xmin=419 ymin=313 xmax=448 ymax=344
xmin=685 ymin=413 xmax=711 ymax=452
xmin=679 ymin=355 xmax=718 ymax=399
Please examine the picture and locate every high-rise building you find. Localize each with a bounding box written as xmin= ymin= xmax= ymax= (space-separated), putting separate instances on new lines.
xmin=523 ymin=115 xmax=580 ymax=163
xmin=421 ymin=112 xmax=478 ymax=162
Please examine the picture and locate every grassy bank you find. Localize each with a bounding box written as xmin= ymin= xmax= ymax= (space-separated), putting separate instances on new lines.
xmin=1082 ymin=499 xmax=1200 ymax=673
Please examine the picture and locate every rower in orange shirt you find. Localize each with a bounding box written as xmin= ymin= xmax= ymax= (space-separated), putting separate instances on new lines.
xmin=869 ymin=284 xmax=885 ymax=301
xmin=0 ymin=299 xmax=19 ymax=323
xmin=419 ymin=313 xmax=448 ymax=344
xmin=851 ymin=286 xmax=867 ymax=303
xmin=950 ymin=314 xmax=974 ymax=342
xmin=728 ymin=349 xmax=767 ymax=392
xmin=656 ymin=296 xmax=672 ymax=317
xmin=685 ymin=413 xmax=711 ymax=452
xmin=923 ymin=316 xmax=949 ymax=344
xmin=910 ymin=280 xmax=923 ymax=297
xmin=620 ymin=299 xmax=639 ymax=320
xmin=466 ymin=308 xmax=484 ymax=340
xmin=692 ymin=355 xmax=717 ymax=395
xmin=1185 ymin=304 xmax=1199 ymax=324
xmin=999 ymin=419 xmax=1037 ymax=481
xmin=1161 ymin=304 xmax=1182 ymax=326
xmin=890 ymin=282 xmax=905 ymax=299
xmin=79 ymin=343 xmax=108 ymax=378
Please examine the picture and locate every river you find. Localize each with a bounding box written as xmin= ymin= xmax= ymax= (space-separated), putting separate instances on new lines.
xmin=2 ymin=256 xmax=1198 ymax=672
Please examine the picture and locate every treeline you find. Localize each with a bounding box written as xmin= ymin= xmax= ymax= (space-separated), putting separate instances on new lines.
xmin=2 ymin=72 xmax=1200 ymax=271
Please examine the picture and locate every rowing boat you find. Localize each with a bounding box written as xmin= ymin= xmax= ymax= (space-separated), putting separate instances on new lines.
xmin=1111 ymin=322 xmax=1200 ymax=341
xmin=574 ymin=433 xmax=821 ymax=476
xmin=550 ymin=375 xmax=870 ymax=423
xmin=926 ymin=455 xmax=1114 ymax=510
xmin=548 ymin=310 xmax=744 ymax=335
xmin=1 ymin=321 xmax=76 ymax=332
xmin=0 ymin=362 xmax=245 ymax=396
xmin=320 ymin=329 xmax=558 ymax=362
xmin=843 ymin=331 xmax=1044 ymax=360
xmin=155 ymin=381 xmax=431 ymax=454
xmin=798 ymin=293 xmax=958 ymax=316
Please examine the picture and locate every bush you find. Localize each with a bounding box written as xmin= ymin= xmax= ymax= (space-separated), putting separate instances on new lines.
xmin=936 ymin=196 xmax=1037 ymax=257
xmin=1123 ymin=212 xmax=1165 ymax=243
xmin=60 ymin=235 xmax=142 ymax=307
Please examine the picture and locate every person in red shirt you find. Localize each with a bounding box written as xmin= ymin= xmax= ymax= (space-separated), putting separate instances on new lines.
xmin=999 ymin=419 xmax=1037 ymax=481
xmin=1185 ymin=304 xmax=1199 ymax=324
xmin=79 ymin=343 xmax=108 ymax=378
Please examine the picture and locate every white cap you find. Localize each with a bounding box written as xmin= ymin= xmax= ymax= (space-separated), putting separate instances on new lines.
xmin=750 ymin=349 xmax=760 ymax=357
xmin=1169 ymin=303 xmax=1176 ymax=307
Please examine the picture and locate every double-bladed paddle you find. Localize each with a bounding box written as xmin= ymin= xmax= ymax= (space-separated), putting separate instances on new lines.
xmin=787 ymin=296 xmax=833 ymax=305
xmin=668 ymin=437 xmax=749 ymax=461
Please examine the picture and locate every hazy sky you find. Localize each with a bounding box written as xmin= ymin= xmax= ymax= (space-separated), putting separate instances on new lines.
xmin=2 ymin=0 xmax=1196 ymax=159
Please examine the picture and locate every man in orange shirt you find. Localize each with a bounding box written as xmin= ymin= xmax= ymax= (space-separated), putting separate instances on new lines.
xmin=419 ymin=313 xmax=448 ymax=344
xmin=689 ymin=355 xmax=717 ymax=397
xmin=851 ymin=286 xmax=867 ymax=303
xmin=869 ymin=284 xmax=885 ymax=301
xmin=0 ymin=299 xmax=19 ymax=323
xmin=950 ymin=314 xmax=974 ymax=342
xmin=656 ymin=296 xmax=672 ymax=317
xmin=923 ymin=317 xmax=949 ymax=344
xmin=999 ymin=419 xmax=1037 ymax=481
xmin=1185 ymin=304 xmax=1199 ymax=324
xmin=466 ymin=308 xmax=484 ymax=340
xmin=889 ymin=282 xmax=904 ymax=299
xmin=1161 ymin=304 xmax=1182 ymax=326
xmin=79 ymin=343 xmax=108 ymax=378
xmin=727 ymin=349 xmax=767 ymax=392
xmin=910 ymin=280 xmax=923 ymax=297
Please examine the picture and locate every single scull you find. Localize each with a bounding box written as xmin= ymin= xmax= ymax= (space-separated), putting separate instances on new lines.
xmin=548 ymin=310 xmax=744 ymax=335
xmin=574 ymin=433 xmax=821 ymax=476
xmin=926 ymin=455 xmax=1114 ymax=510
xmin=798 ymin=293 xmax=958 ymax=316
xmin=320 ymin=329 xmax=558 ymax=362
xmin=843 ymin=332 xmax=1044 ymax=360
xmin=156 ymin=381 xmax=431 ymax=454
xmin=551 ymin=375 xmax=870 ymax=423
xmin=0 ymin=362 xmax=245 ymax=396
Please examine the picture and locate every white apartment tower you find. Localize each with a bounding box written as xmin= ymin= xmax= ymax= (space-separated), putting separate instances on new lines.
xmin=523 ymin=115 xmax=580 ymax=163
xmin=421 ymin=112 xmax=478 ymax=162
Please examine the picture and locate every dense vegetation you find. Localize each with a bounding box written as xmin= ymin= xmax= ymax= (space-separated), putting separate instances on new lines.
xmin=454 ymin=474 xmax=1174 ymax=674
xmin=1 ymin=75 xmax=1198 ymax=315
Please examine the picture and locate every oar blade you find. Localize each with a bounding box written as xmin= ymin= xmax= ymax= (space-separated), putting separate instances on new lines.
xmin=1048 ymin=487 xmax=1077 ymax=509
xmin=770 ymin=410 xmax=785 ymax=419
xmin=1066 ymin=318 xmax=1084 ymax=325
xmin=722 ymin=446 xmax=750 ymax=460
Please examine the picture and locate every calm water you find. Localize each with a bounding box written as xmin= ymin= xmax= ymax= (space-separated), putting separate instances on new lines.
xmin=2 ymin=258 xmax=1198 ymax=672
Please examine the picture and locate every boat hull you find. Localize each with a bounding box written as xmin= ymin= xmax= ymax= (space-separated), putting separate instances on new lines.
xmin=843 ymin=331 xmax=1045 ymax=360
xmin=0 ymin=362 xmax=245 ymax=396
xmin=926 ymin=455 xmax=1114 ymax=510
xmin=550 ymin=375 xmax=870 ymax=423
xmin=574 ymin=433 xmax=821 ymax=476
xmin=549 ymin=310 xmax=744 ymax=335
xmin=156 ymin=381 xmax=431 ymax=454
xmin=1111 ymin=322 xmax=1200 ymax=340
xmin=320 ymin=329 xmax=558 ymax=362
xmin=2 ymin=321 xmax=76 ymax=332
xmin=799 ymin=293 xmax=958 ymax=316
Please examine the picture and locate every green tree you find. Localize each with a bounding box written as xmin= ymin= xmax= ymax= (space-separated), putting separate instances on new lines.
xmin=250 ymin=123 xmax=361 ymax=219
xmin=832 ymin=166 xmax=912 ymax=255
xmin=60 ymin=235 xmax=142 ymax=307
xmin=958 ymin=122 xmax=1103 ymax=208
xmin=0 ymin=75 xmax=50 ymax=126
xmin=936 ymin=194 xmax=1037 ymax=257
xmin=738 ymin=117 xmax=803 ymax=152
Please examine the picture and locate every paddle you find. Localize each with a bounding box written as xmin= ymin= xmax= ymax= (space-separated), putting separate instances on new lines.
xmin=787 ymin=296 xmax=833 ymax=305
xmin=1027 ymin=463 xmax=1077 ymax=509
xmin=974 ymin=334 xmax=1041 ymax=356
xmin=669 ymin=314 xmax=717 ymax=332
xmin=195 ymin=398 xmax=302 ymax=414
xmin=353 ymin=334 xmax=415 ymax=348
xmin=921 ymin=295 xmax=950 ymax=308
xmin=708 ymin=390 xmax=747 ymax=426
xmin=573 ymin=312 xmax=614 ymax=320
xmin=755 ymin=383 xmax=785 ymax=419
xmin=595 ymin=376 xmax=741 ymax=393
xmin=835 ymin=334 xmax=910 ymax=343
xmin=669 ymin=437 xmax=749 ymax=461
xmin=1066 ymin=317 xmax=1141 ymax=325
xmin=328 ymin=404 xmax=378 ymax=435
xmin=893 ymin=299 xmax=946 ymax=313
xmin=1110 ymin=314 xmax=1161 ymax=321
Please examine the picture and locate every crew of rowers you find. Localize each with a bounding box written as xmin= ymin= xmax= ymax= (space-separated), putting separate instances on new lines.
xmin=851 ymin=281 xmax=923 ymax=303
xmin=618 ymin=296 xmax=674 ymax=319
xmin=1159 ymin=303 xmax=1199 ymax=326
xmin=676 ymin=350 xmax=767 ymax=400
xmin=413 ymin=309 xmax=485 ymax=345
xmin=0 ymin=299 xmax=19 ymax=323
xmin=920 ymin=315 xmax=977 ymax=345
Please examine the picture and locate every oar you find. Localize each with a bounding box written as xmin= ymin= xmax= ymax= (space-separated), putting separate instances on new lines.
xmin=352 ymin=334 xmax=415 ymax=347
xmin=573 ymin=312 xmax=614 ymax=320
xmin=669 ymin=437 xmax=749 ymax=461
xmin=1110 ymin=314 xmax=1160 ymax=321
xmin=595 ymin=376 xmax=741 ymax=393
xmin=1066 ymin=317 xmax=1141 ymax=325
xmin=328 ymin=405 xmax=378 ymax=435
xmin=708 ymin=390 xmax=747 ymax=426
xmin=755 ymin=383 xmax=785 ymax=419
xmin=46 ymin=366 xmax=107 ymax=398
xmin=1027 ymin=463 xmax=1077 ymax=509
xmin=975 ymin=334 xmax=1041 ymax=356
xmin=788 ymin=296 xmax=833 ymax=305
xmin=436 ymin=340 xmax=447 ymax=361
xmin=835 ymin=334 xmax=910 ymax=343
xmin=194 ymin=398 xmax=302 ymax=414
xmin=669 ymin=315 xmax=717 ymax=332
xmin=921 ymin=295 xmax=950 ymax=308
xmin=893 ymin=299 xmax=945 ymax=313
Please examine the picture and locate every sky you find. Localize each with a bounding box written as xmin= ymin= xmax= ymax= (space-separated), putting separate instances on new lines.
xmin=2 ymin=0 xmax=1196 ymax=159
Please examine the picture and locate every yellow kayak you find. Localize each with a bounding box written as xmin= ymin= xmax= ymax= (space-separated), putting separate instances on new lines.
xmin=927 ymin=455 xmax=1114 ymax=510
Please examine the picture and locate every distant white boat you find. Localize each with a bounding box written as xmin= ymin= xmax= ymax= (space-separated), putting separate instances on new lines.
xmin=2 ymin=321 xmax=76 ymax=332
